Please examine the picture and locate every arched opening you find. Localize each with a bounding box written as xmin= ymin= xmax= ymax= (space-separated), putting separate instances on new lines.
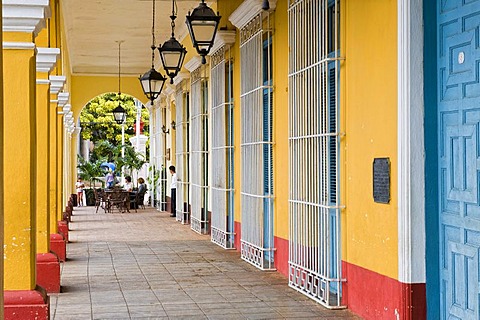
xmin=76 ymin=92 xmax=150 ymax=205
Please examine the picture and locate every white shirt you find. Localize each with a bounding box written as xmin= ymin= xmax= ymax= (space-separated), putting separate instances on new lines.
xmin=124 ymin=182 xmax=133 ymax=192
xmin=171 ymin=173 xmax=177 ymax=189
xmin=75 ymin=181 xmax=85 ymax=193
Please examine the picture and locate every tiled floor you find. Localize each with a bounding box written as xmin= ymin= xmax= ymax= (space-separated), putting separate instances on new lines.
xmin=50 ymin=206 xmax=362 ymax=320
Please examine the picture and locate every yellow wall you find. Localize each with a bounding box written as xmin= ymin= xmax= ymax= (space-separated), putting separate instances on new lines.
xmin=0 ymin=4 xmax=5 ymax=313
xmin=49 ymin=98 xmax=58 ymax=233
xmin=70 ymin=75 xmax=148 ymax=116
xmin=273 ymin=0 xmax=290 ymax=240
xmin=56 ymin=110 xmax=64 ymax=221
xmin=343 ymin=0 xmax=398 ymax=279
xmin=3 ymin=45 xmax=37 ymax=290
xmin=50 ymin=0 xmax=62 ymax=76
xmin=36 ymin=73 xmax=51 ymax=253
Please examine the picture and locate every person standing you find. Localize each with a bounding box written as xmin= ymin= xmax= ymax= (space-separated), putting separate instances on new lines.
xmin=169 ymin=166 xmax=177 ymax=217
xmin=106 ymin=169 xmax=115 ymax=189
xmin=75 ymin=178 xmax=85 ymax=207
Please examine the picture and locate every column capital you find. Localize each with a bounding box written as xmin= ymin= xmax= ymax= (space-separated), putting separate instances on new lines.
xmin=2 ymin=0 xmax=50 ymax=36
xmin=57 ymin=92 xmax=70 ymax=107
xmin=49 ymin=76 xmax=66 ymax=95
xmin=36 ymin=47 xmax=60 ymax=73
xmin=63 ymin=105 xmax=72 ymax=114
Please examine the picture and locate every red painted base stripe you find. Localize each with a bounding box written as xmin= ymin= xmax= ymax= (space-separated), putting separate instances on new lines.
xmin=36 ymin=253 xmax=61 ymax=293
xmin=234 ymin=221 xmax=241 ymax=252
xmin=4 ymin=289 xmax=49 ymax=320
xmin=57 ymin=221 xmax=69 ymax=242
xmin=342 ymin=261 xmax=426 ymax=320
xmin=50 ymin=233 xmax=66 ymax=262
xmin=274 ymin=236 xmax=289 ymax=277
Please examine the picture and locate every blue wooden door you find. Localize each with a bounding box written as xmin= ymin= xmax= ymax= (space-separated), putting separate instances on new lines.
xmin=438 ymin=1 xmax=480 ymax=319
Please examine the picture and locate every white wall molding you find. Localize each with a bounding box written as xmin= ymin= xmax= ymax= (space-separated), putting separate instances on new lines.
xmin=184 ymin=56 xmax=203 ymax=73
xmin=2 ymin=41 xmax=35 ymax=50
xmin=210 ymin=30 xmax=236 ymax=56
xmin=163 ymin=85 xmax=175 ymax=97
xmin=2 ymin=0 xmax=50 ymax=36
xmin=173 ymin=71 xmax=190 ymax=86
xmin=229 ymin=0 xmax=277 ymax=29
xmin=36 ymin=79 xmax=50 ymax=85
xmin=49 ymin=75 xmax=66 ymax=95
xmin=36 ymin=47 xmax=60 ymax=73
xmin=398 ymin=0 xmax=426 ymax=284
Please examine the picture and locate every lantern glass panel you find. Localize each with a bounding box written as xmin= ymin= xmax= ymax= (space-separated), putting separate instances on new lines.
xmin=162 ymin=51 xmax=182 ymax=69
xmin=191 ymin=22 xmax=216 ymax=43
xmin=113 ymin=111 xmax=125 ymax=123
xmin=141 ymin=79 xmax=150 ymax=93
xmin=151 ymin=79 xmax=164 ymax=93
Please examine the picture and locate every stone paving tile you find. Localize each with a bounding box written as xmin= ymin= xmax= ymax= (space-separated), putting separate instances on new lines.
xmin=50 ymin=206 xmax=362 ymax=319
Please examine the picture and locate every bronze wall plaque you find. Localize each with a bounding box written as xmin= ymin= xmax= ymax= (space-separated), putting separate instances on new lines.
xmin=373 ymin=158 xmax=390 ymax=204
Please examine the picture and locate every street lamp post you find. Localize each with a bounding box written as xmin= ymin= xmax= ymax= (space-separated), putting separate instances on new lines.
xmin=112 ymin=105 xmax=127 ymax=183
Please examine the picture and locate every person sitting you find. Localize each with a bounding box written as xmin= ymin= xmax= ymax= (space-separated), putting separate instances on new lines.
xmin=123 ymin=176 xmax=133 ymax=192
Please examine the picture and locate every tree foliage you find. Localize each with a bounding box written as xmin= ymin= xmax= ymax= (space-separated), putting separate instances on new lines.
xmin=80 ymin=93 xmax=150 ymax=148
xmin=77 ymin=155 xmax=105 ymax=188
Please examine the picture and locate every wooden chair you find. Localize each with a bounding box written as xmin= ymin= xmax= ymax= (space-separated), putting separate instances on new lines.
xmin=132 ymin=191 xmax=146 ymax=212
xmin=107 ymin=190 xmax=129 ymax=213
xmin=94 ymin=189 xmax=107 ymax=213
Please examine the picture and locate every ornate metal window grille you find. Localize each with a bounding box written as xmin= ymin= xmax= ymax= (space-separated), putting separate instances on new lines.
xmin=288 ymin=0 xmax=344 ymax=309
xmin=152 ymin=105 xmax=167 ymax=211
xmin=240 ymin=12 xmax=275 ymax=270
xmin=175 ymin=82 xmax=190 ymax=224
xmin=211 ymin=46 xmax=235 ymax=249
xmin=190 ymin=67 xmax=209 ymax=234
xmin=160 ymin=105 xmax=168 ymax=211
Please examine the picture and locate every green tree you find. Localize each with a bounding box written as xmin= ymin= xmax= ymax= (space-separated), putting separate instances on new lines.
xmin=116 ymin=145 xmax=147 ymax=186
xmin=80 ymin=93 xmax=150 ymax=148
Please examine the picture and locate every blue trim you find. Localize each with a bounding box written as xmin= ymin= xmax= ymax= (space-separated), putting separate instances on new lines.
xmin=424 ymin=1 xmax=440 ymax=319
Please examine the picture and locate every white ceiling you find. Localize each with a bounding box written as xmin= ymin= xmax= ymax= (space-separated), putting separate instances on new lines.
xmin=61 ymin=0 xmax=202 ymax=75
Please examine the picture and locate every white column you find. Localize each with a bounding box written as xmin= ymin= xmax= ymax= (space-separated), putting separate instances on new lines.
xmin=397 ymin=0 xmax=426 ymax=284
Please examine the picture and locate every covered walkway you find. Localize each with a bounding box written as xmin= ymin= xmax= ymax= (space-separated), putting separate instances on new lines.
xmin=49 ymin=206 xmax=361 ymax=319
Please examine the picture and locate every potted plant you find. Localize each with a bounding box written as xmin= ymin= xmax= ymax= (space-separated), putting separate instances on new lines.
xmin=77 ymin=155 xmax=104 ymax=206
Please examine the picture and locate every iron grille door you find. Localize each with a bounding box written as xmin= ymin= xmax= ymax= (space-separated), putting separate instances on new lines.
xmin=240 ymin=13 xmax=275 ymax=270
xmin=190 ymin=67 xmax=209 ymax=234
xmin=211 ymin=46 xmax=235 ymax=249
xmin=288 ymin=0 xmax=345 ymax=309
xmin=175 ymin=84 xmax=190 ymax=224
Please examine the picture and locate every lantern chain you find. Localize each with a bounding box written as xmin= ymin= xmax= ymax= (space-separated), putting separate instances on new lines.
xmin=170 ymin=0 xmax=177 ymax=38
xmin=151 ymin=0 xmax=156 ymax=68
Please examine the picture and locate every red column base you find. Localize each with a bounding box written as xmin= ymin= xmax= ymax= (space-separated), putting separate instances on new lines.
xmin=36 ymin=253 xmax=60 ymax=293
xmin=4 ymin=289 xmax=49 ymax=320
xmin=50 ymin=233 xmax=66 ymax=262
xmin=57 ymin=220 xmax=69 ymax=242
